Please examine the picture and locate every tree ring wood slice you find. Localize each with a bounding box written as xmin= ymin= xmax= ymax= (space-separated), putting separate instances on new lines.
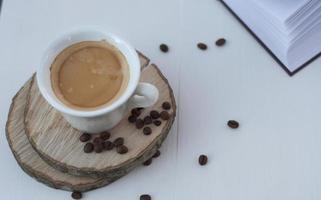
xmin=5 ymin=78 xmax=116 ymax=192
xmin=24 ymin=53 xmax=176 ymax=178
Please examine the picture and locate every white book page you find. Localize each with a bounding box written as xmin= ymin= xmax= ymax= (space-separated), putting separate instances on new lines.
xmin=253 ymin=0 xmax=310 ymax=22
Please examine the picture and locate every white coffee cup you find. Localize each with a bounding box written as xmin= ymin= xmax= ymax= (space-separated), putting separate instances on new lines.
xmin=37 ymin=29 xmax=159 ymax=133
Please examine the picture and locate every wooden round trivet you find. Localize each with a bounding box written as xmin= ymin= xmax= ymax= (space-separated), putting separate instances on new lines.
xmin=5 ymin=78 xmax=114 ymax=192
xmin=24 ymin=54 xmax=176 ymax=178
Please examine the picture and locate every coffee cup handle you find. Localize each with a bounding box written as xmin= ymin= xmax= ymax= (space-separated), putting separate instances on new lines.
xmin=128 ymin=82 xmax=159 ymax=109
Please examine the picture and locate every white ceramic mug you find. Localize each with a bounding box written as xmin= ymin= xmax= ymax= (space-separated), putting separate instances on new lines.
xmin=37 ymin=29 xmax=159 ymax=133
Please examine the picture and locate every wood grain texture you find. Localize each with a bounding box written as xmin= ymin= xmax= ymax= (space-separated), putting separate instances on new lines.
xmin=24 ymin=54 xmax=176 ymax=178
xmin=5 ymin=78 xmax=114 ymax=192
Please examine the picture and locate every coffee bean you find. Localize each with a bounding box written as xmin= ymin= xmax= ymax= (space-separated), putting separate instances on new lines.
xmin=143 ymin=127 xmax=152 ymax=135
xmin=197 ymin=43 xmax=207 ymax=50
xmin=131 ymin=108 xmax=141 ymax=117
xmin=150 ymin=110 xmax=160 ymax=119
xmin=143 ymin=158 xmax=153 ymax=166
xmin=160 ymin=111 xmax=170 ymax=120
xmin=103 ymin=141 xmax=114 ymax=150
xmin=71 ymin=191 xmax=82 ymax=199
xmin=93 ymin=137 xmax=103 ymax=145
xmin=144 ymin=116 xmax=152 ymax=125
xmin=140 ymin=194 xmax=152 ymax=200
xmin=198 ymin=155 xmax=208 ymax=166
xmin=84 ymin=143 xmax=94 ymax=153
xmin=79 ymin=133 xmax=91 ymax=142
xmin=153 ymin=120 xmax=161 ymax=126
xmin=159 ymin=44 xmax=169 ymax=53
xmin=227 ymin=120 xmax=239 ymax=129
xmin=128 ymin=115 xmax=137 ymax=123
xmin=136 ymin=119 xmax=144 ymax=129
xmin=94 ymin=143 xmax=104 ymax=153
xmin=116 ymin=145 xmax=128 ymax=154
xmin=153 ymin=150 xmax=161 ymax=158
xmin=100 ymin=131 xmax=110 ymax=141
xmin=162 ymin=101 xmax=171 ymax=110
xmin=113 ymin=137 xmax=124 ymax=147
xmin=215 ymin=38 xmax=226 ymax=46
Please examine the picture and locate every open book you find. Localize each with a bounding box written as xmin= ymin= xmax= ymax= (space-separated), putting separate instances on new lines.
xmin=221 ymin=0 xmax=321 ymax=75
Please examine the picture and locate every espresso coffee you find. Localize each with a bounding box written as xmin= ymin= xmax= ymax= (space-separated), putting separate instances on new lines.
xmin=50 ymin=41 xmax=129 ymax=110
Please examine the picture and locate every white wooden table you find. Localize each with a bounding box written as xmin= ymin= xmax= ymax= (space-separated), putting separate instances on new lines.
xmin=1 ymin=0 xmax=321 ymax=199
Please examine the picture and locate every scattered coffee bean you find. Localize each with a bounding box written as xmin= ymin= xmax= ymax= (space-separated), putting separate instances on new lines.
xmin=131 ymin=108 xmax=141 ymax=117
xmin=153 ymin=150 xmax=161 ymax=158
xmin=93 ymin=137 xmax=103 ymax=145
xmin=137 ymin=107 xmax=144 ymax=110
xmin=140 ymin=194 xmax=152 ymax=200
xmin=79 ymin=133 xmax=91 ymax=142
xmin=227 ymin=120 xmax=239 ymax=129
xmin=162 ymin=101 xmax=171 ymax=110
xmin=160 ymin=111 xmax=170 ymax=120
xmin=84 ymin=143 xmax=94 ymax=153
xmin=143 ymin=158 xmax=153 ymax=166
xmin=103 ymin=141 xmax=114 ymax=150
xmin=198 ymin=155 xmax=208 ymax=166
xmin=150 ymin=110 xmax=160 ymax=119
xmin=153 ymin=120 xmax=161 ymax=126
xmin=143 ymin=127 xmax=152 ymax=135
xmin=113 ymin=137 xmax=124 ymax=147
xmin=215 ymin=38 xmax=226 ymax=46
xmin=116 ymin=145 xmax=128 ymax=154
xmin=100 ymin=131 xmax=110 ymax=141
xmin=136 ymin=119 xmax=144 ymax=129
xmin=71 ymin=191 xmax=82 ymax=199
xmin=144 ymin=116 xmax=152 ymax=125
xmin=159 ymin=44 xmax=169 ymax=53
xmin=94 ymin=143 xmax=104 ymax=153
xmin=197 ymin=43 xmax=207 ymax=50
xmin=128 ymin=115 xmax=137 ymax=123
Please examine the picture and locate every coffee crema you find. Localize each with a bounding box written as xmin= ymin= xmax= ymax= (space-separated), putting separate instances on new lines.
xmin=50 ymin=41 xmax=129 ymax=110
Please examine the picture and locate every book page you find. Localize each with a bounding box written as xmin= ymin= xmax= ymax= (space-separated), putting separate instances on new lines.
xmin=253 ymin=0 xmax=310 ymax=22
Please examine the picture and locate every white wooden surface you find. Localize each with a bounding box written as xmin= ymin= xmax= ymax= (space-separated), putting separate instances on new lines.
xmin=1 ymin=0 xmax=321 ymax=199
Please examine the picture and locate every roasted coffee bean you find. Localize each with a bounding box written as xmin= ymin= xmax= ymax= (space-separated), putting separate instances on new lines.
xmin=128 ymin=115 xmax=137 ymax=123
xmin=153 ymin=150 xmax=161 ymax=158
xmin=143 ymin=158 xmax=153 ymax=166
xmin=79 ymin=133 xmax=91 ymax=142
xmin=113 ymin=137 xmax=124 ymax=147
xmin=150 ymin=110 xmax=160 ymax=119
xmin=94 ymin=143 xmax=104 ymax=153
xmin=198 ymin=155 xmax=208 ymax=166
xmin=93 ymin=137 xmax=103 ymax=145
xmin=103 ymin=141 xmax=114 ymax=150
xmin=116 ymin=145 xmax=128 ymax=154
xmin=136 ymin=119 xmax=144 ymax=129
xmin=84 ymin=143 xmax=94 ymax=153
xmin=215 ymin=38 xmax=226 ymax=46
xmin=160 ymin=111 xmax=170 ymax=120
xmin=144 ymin=116 xmax=152 ymax=125
xmin=100 ymin=131 xmax=110 ymax=141
xmin=227 ymin=120 xmax=239 ymax=129
xmin=159 ymin=44 xmax=169 ymax=53
xmin=140 ymin=194 xmax=152 ymax=200
xmin=197 ymin=43 xmax=207 ymax=50
xmin=131 ymin=108 xmax=141 ymax=117
xmin=153 ymin=120 xmax=161 ymax=126
xmin=71 ymin=191 xmax=82 ymax=199
xmin=143 ymin=127 xmax=152 ymax=135
xmin=162 ymin=101 xmax=171 ymax=110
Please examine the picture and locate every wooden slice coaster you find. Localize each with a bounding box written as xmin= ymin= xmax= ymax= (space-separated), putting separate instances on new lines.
xmin=24 ymin=53 xmax=176 ymax=178
xmin=5 ymin=78 xmax=113 ymax=192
